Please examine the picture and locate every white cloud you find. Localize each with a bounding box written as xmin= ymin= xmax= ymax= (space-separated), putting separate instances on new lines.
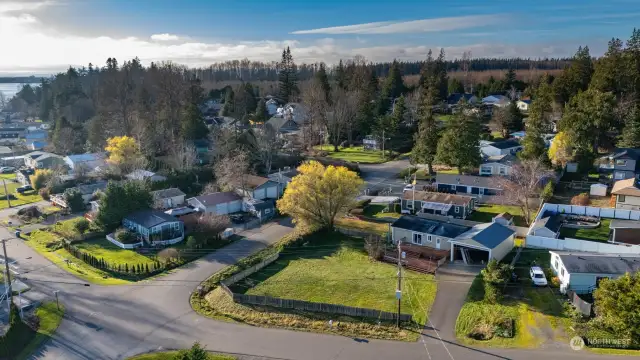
xmin=150 ymin=33 xmax=180 ymax=41
xmin=0 ymin=2 xmax=604 ymax=74
xmin=291 ymin=14 xmax=504 ymax=35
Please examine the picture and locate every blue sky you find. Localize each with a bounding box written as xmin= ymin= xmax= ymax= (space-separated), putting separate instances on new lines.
xmin=1 ymin=0 xmax=640 ymax=74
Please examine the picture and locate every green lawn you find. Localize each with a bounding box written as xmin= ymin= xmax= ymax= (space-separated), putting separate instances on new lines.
xmin=436 ymin=114 xmax=454 ymax=122
xmin=0 ymin=173 xmax=16 ymax=180
xmin=75 ymin=237 xmax=156 ymax=267
xmin=314 ymin=145 xmax=387 ymax=164
xmin=468 ymin=204 xmax=528 ymax=226
xmin=455 ymin=276 xmax=571 ymax=349
xmin=335 ymin=217 xmax=390 ymax=235
xmin=24 ymin=230 xmax=131 ymax=285
xmin=127 ymin=352 xmax=235 ymax=360
xmin=559 ymin=218 xmax=612 ymax=242
xmin=0 ymin=180 xmax=41 ymax=209
xmin=363 ymin=204 xmax=401 ymax=219
xmin=235 ymin=233 xmax=436 ymax=327
xmin=15 ymin=302 xmax=65 ymax=360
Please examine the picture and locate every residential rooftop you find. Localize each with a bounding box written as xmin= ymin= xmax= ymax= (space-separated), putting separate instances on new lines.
xmin=455 ymin=222 xmax=515 ymax=249
xmin=125 ymin=210 xmax=180 ymax=228
xmin=553 ymin=251 xmax=640 ymax=274
xmin=436 ymin=173 xmax=502 ymax=189
xmin=391 ymin=215 xmax=471 ymax=239
xmin=402 ymin=191 xmax=474 ymax=206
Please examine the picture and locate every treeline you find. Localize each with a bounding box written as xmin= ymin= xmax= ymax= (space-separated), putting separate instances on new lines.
xmin=0 ymin=76 xmax=42 ymax=83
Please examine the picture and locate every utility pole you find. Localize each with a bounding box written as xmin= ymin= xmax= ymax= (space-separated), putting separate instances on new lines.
xmin=54 ymin=290 xmax=60 ymax=310
xmin=381 ymin=129 xmax=385 ymax=160
xmin=2 ymin=239 xmax=12 ymax=314
xmin=2 ymin=179 xmax=11 ymax=208
xmin=396 ymin=240 xmax=403 ymax=328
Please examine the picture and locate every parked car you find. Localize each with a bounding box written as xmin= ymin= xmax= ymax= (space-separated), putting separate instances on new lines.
xmin=0 ymin=166 xmax=15 ymax=173
xmin=16 ymin=185 xmax=33 ymax=194
xmin=229 ymin=213 xmax=245 ymax=224
xmin=529 ymin=266 xmax=548 ymax=286
xmin=403 ymin=184 xmax=414 ymax=193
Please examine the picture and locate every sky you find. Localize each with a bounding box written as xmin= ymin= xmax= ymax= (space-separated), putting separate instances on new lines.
xmin=1 ymin=0 xmax=640 ymax=75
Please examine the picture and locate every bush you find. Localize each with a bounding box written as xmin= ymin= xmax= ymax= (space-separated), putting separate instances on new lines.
xmin=398 ymin=167 xmax=418 ymax=179
xmin=30 ymin=169 xmax=53 ymax=191
xmin=114 ymin=228 xmax=137 ymax=244
xmin=540 ymin=180 xmax=555 ymax=202
xmin=39 ymin=187 xmax=51 ymax=200
xmin=73 ymin=218 xmax=90 ymax=234
xmin=483 ymin=282 xmax=501 ymax=304
xmin=17 ymin=206 xmax=42 ymax=220
xmin=353 ymin=199 xmax=371 ymax=209
xmin=349 ymin=208 xmax=364 ymax=216
xmin=571 ymin=193 xmax=590 ymax=206
xmin=64 ymin=188 xmax=86 ymax=213
xmin=551 ymin=276 xmax=561 ymax=288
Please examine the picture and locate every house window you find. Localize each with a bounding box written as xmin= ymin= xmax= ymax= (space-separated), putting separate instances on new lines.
xmin=265 ymin=208 xmax=271 ymax=214
xmin=427 ymin=235 xmax=432 ymax=242
xmin=554 ymin=258 xmax=558 ymax=269
xmin=499 ymin=167 xmax=506 ymax=175
xmin=406 ymin=202 xmax=413 ymax=209
xmin=616 ymin=159 xmax=626 ymax=166
xmin=412 ymin=233 xmax=422 ymax=245
xmin=561 ymin=268 xmax=565 ymax=277
xmin=618 ymin=195 xmax=626 ymax=203
xmin=454 ymin=206 xmax=460 ymax=214
xmin=614 ymin=172 xmax=626 ymax=180
xmin=480 ymin=167 xmax=492 ymax=175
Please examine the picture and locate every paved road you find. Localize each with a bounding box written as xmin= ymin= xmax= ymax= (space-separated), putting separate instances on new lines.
xmin=360 ymin=158 xmax=410 ymax=196
xmin=0 ymin=164 xmax=625 ymax=360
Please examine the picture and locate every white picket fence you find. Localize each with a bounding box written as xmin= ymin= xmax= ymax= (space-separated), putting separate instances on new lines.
xmin=535 ymin=203 xmax=640 ymax=222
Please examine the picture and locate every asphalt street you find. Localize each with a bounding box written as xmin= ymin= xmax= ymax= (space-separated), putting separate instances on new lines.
xmin=0 ymin=163 xmax=627 ymax=360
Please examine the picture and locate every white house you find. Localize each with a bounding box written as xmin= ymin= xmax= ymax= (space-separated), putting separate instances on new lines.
xmin=152 ymin=188 xmax=186 ymax=209
xmin=126 ymin=169 xmax=167 ymax=182
xmin=480 ymin=154 xmax=518 ymax=176
xmin=64 ymin=153 xmax=107 ymax=174
xmin=480 ymin=140 xmax=522 ymax=157
xmin=549 ymin=251 xmax=640 ymax=294
xmin=240 ymin=175 xmax=281 ymax=200
xmin=516 ymin=100 xmax=531 ymax=111
xmin=187 ymin=192 xmax=242 ymax=215
xmin=611 ymin=178 xmax=640 ymax=210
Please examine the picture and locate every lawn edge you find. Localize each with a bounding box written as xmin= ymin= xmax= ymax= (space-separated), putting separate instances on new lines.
xmin=16 ymin=301 xmax=66 ymax=360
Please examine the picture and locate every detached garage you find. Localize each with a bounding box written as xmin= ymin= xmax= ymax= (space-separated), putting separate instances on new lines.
xmin=187 ymin=192 xmax=242 ymax=215
xmin=449 ymin=222 xmax=515 ymax=264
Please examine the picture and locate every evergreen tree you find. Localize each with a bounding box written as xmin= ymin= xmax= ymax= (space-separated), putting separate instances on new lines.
xmin=435 ymin=104 xmax=482 ymax=173
xmin=175 ymin=342 xmax=209 ymax=360
xmin=553 ymin=46 xmax=594 ymax=104
xmin=220 ymin=88 xmax=234 ymax=116
xmin=335 ymin=59 xmax=347 ymax=90
xmin=504 ymin=68 xmax=517 ymax=90
xmin=278 ymin=47 xmax=298 ymax=102
xmin=145 ymin=263 xmax=150 ymax=273
xmin=125 ymin=263 xmax=129 ymax=273
xmin=411 ymin=52 xmax=440 ymax=174
xmin=383 ymin=60 xmax=406 ymax=100
xmin=254 ymin=98 xmax=268 ymax=123
xmin=448 ymin=78 xmax=465 ymax=95
xmin=316 ymin=63 xmax=331 ymax=104
xmin=181 ymin=103 xmax=209 ymax=140
xmin=619 ymin=105 xmax=640 ymax=148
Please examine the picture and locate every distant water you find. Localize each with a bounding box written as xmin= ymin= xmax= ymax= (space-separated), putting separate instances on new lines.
xmin=0 ymin=83 xmax=21 ymax=101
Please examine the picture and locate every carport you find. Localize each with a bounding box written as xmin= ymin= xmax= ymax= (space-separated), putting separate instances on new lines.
xmin=449 ymin=222 xmax=515 ymax=265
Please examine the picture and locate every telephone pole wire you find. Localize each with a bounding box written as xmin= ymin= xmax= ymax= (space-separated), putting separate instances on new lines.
xmin=2 ymin=239 xmax=13 ymax=313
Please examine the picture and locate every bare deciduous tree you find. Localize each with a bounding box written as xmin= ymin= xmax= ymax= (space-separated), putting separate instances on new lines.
xmin=327 ymin=87 xmax=359 ymax=148
xmin=495 ymin=159 xmax=553 ymax=225
xmin=209 ymin=126 xmax=237 ymax=162
xmin=168 ymin=142 xmax=198 ymax=172
xmin=301 ymin=79 xmax=328 ymax=150
xmin=256 ymin=125 xmax=282 ymax=175
xmin=214 ymin=150 xmax=251 ymax=194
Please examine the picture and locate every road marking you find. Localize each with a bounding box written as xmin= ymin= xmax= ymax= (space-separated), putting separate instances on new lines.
xmin=427 ymin=317 xmax=455 ymax=360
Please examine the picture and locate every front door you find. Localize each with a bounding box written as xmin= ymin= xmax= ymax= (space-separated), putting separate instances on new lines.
xmin=436 ymin=237 xmax=441 ymax=249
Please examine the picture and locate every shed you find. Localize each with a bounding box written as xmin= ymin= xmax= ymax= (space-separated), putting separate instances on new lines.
xmin=589 ymin=183 xmax=607 ymax=197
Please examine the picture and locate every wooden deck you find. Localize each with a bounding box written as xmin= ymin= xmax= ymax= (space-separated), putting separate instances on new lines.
xmin=382 ymin=243 xmax=449 ymax=274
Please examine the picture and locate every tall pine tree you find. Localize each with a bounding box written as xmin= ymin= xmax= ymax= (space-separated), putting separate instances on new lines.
xmin=435 ymin=104 xmax=481 ymax=174
xmin=316 ymin=63 xmax=331 ymax=104
xmin=411 ymin=51 xmax=440 ymax=174
xmin=278 ymin=47 xmax=298 ymax=102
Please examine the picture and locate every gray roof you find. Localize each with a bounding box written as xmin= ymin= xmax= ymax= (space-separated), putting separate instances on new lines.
xmin=246 ymin=198 xmax=275 ymax=211
xmin=391 ymin=215 xmax=470 ymax=239
xmin=485 ymin=154 xmax=519 ymax=166
xmin=75 ymin=181 xmax=108 ymax=195
xmin=192 ymin=191 xmax=241 ymax=207
xmin=610 ymin=219 xmax=640 ymax=229
xmin=436 ymin=173 xmax=502 ymax=189
xmin=555 ymin=252 xmax=640 ymax=275
xmin=489 ymin=140 xmax=521 ymax=150
xmin=455 ymin=222 xmax=515 ymax=249
xmin=532 ymin=212 xmax=563 ymax=233
xmin=125 ymin=210 xmax=180 ymax=228
xmin=152 ymin=188 xmax=186 ymax=199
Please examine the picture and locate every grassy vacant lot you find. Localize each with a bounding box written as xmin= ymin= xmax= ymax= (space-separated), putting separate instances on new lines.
xmin=204 ymin=233 xmax=436 ymax=341
xmin=314 ymin=145 xmax=387 ymax=164
xmin=75 ymin=238 xmax=156 ymax=267
xmin=0 ymin=179 xmax=41 ymax=209
xmin=363 ymin=204 xmax=401 ymax=219
xmin=127 ymin=352 xmax=235 ymax=360
xmin=24 ymin=230 xmax=131 ymax=285
xmin=455 ymin=275 xmax=572 ymax=349
xmin=14 ymin=302 xmax=65 ymax=360
xmin=559 ymin=218 xmax=612 ymax=242
xmin=335 ymin=217 xmax=389 ymax=235
xmin=468 ymin=204 xmax=528 ymax=226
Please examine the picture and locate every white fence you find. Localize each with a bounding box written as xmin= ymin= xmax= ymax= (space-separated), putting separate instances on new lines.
xmin=535 ymin=203 xmax=640 ymax=222
xmin=525 ymin=235 xmax=640 ymax=254
xmin=106 ymin=234 xmax=143 ymax=249
xmin=151 ymin=236 xmax=184 ymax=246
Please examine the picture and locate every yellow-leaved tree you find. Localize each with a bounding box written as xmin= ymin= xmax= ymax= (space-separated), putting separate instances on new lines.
xmin=277 ymin=161 xmax=363 ymax=230
xmin=548 ymin=131 xmax=573 ymax=168
xmin=105 ymin=136 xmax=145 ymax=173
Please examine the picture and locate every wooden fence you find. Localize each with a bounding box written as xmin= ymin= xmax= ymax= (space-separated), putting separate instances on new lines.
xmin=335 ymin=227 xmax=388 ymax=239
xmin=218 ymin=251 xmax=412 ymax=322
xmin=568 ymin=290 xmax=592 ymax=316
xmin=228 ymin=291 xmax=412 ymax=322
